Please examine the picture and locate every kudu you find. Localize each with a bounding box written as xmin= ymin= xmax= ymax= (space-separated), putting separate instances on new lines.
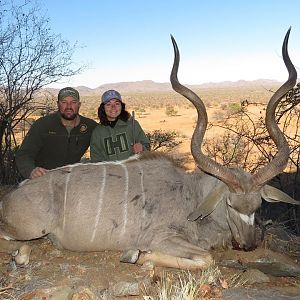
xmin=0 ymin=29 xmax=299 ymax=269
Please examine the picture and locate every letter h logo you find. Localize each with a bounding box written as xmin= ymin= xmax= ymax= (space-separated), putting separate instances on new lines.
xmin=104 ymin=133 xmax=129 ymax=155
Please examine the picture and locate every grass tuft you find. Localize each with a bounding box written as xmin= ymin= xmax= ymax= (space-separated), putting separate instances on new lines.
xmin=141 ymin=263 xmax=244 ymax=300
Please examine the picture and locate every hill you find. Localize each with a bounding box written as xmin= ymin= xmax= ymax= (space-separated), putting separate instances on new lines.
xmin=44 ymin=79 xmax=281 ymax=97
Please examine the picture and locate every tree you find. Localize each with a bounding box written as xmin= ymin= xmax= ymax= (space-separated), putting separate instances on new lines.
xmin=204 ymin=86 xmax=300 ymax=174
xmin=146 ymin=130 xmax=182 ymax=152
xmin=0 ymin=0 xmax=84 ymax=184
xmin=276 ymin=83 xmax=300 ymax=172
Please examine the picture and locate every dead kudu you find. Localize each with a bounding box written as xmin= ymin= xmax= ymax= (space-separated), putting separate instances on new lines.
xmin=1 ymin=29 xmax=299 ymax=269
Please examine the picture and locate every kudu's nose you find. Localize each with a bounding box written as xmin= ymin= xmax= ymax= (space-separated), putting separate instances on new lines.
xmin=231 ymin=237 xmax=257 ymax=252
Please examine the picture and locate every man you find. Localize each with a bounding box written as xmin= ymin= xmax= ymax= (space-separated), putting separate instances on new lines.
xmin=15 ymin=87 xmax=97 ymax=179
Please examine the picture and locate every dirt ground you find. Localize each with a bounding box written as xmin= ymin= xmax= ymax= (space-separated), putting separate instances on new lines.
xmin=1 ymin=236 xmax=300 ymax=299
xmin=135 ymin=106 xmax=275 ymax=170
xmin=0 ymin=238 xmax=149 ymax=299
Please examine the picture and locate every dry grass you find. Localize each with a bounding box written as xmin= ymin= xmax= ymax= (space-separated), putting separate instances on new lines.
xmin=141 ymin=263 xmax=248 ymax=300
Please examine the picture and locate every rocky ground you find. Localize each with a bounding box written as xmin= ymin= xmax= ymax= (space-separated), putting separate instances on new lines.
xmin=0 ymin=228 xmax=300 ymax=300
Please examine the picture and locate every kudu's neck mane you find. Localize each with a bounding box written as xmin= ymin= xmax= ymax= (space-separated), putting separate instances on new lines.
xmin=137 ymin=151 xmax=184 ymax=168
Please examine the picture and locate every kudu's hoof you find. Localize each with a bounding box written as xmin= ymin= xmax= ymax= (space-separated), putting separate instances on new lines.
xmin=120 ymin=249 xmax=141 ymax=264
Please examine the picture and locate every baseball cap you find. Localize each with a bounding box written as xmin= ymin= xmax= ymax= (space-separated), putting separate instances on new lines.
xmin=101 ymin=90 xmax=122 ymax=104
xmin=58 ymin=87 xmax=80 ymax=102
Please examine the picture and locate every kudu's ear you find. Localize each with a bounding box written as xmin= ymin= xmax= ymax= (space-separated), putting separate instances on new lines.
xmin=261 ymin=185 xmax=300 ymax=205
xmin=187 ymin=182 xmax=228 ymax=221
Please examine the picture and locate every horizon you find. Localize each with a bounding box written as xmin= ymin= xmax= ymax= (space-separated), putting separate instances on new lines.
xmin=44 ymin=78 xmax=283 ymax=92
xmin=38 ymin=0 xmax=300 ymax=89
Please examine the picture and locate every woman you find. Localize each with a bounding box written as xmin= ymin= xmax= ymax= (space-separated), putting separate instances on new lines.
xmin=90 ymin=89 xmax=150 ymax=162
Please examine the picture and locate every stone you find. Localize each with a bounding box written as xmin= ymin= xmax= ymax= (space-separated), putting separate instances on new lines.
xmin=218 ymin=248 xmax=300 ymax=277
xmin=110 ymin=281 xmax=140 ymax=297
xmin=237 ymin=268 xmax=270 ymax=285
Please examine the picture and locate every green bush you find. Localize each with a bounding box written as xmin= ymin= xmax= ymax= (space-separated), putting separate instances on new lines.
xmin=228 ymin=102 xmax=242 ymax=113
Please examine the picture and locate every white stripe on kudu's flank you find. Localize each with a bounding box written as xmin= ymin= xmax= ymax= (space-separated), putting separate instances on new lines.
xmin=62 ymin=167 xmax=73 ymax=231
xmin=48 ymin=171 xmax=53 ymax=193
xmin=137 ymin=163 xmax=146 ymax=218
xmin=121 ymin=163 xmax=129 ymax=235
xmin=90 ymin=166 xmax=107 ymax=243
xmin=48 ymin=171 xmax=54 ymax=205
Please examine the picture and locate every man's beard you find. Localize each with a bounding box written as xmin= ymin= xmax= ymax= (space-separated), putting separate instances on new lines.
xmin=60 ymin=111 xmax=77 ymax=120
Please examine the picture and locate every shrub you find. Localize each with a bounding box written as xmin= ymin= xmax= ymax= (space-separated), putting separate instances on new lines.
xmin=146 ymin=130 xmax=182 ymax=152
xmin=165 ymin=105 xmax=178 ymax=117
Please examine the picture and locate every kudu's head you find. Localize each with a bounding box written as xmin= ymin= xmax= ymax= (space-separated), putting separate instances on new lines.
xmin=170 ymin=28 xmax=297 ymax=251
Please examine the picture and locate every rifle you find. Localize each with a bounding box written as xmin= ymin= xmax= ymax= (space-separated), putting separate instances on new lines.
xmin=132 ymin=111 xmax=135 ymax=145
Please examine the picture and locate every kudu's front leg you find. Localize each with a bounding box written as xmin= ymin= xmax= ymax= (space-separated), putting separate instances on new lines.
xmin=121 ymin=236 xmax=213 ymax=270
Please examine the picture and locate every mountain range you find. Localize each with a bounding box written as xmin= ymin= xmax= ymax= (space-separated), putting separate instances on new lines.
xmin=45 ymin=79 xmax=282 ymax=96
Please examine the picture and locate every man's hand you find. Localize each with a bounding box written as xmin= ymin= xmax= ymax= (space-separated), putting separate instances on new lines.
xmin=30 ymin=167 xmax=48 ymax=179
xmin=132 ymin=143 xmax=143 ymax=154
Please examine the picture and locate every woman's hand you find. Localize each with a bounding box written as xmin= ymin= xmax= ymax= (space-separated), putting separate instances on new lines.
xmin=132 ymin=143 xmax=143 ymax=154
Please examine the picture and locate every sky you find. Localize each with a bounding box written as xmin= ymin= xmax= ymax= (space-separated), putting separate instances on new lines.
xmin=38 ymin=0 xmax=300 ymax=88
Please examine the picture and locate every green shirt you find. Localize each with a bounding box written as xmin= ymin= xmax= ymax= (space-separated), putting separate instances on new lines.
xmin=15 ymin=112 xmax=97 ymax=179
xmin=90 ymin=118 xmax=150 ymax=162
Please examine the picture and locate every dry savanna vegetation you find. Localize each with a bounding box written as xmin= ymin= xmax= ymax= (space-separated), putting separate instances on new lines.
xmin=22 ymin=85 xmax=271 ymax=165
xmin=20 ymin=82 xmax=299 ymax=177
xmin=74 ymin=83 xmax=297 ymax=172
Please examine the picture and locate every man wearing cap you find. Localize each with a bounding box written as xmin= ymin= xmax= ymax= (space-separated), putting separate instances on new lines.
xmin=15 ymin=87 xmax=97 ymax=179
xmin=90 ymin=89 xmax=150 ymax=162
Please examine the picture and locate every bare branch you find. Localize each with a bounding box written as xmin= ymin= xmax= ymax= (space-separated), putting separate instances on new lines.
xmin=0 ymin=0 xmax=85 ymax=184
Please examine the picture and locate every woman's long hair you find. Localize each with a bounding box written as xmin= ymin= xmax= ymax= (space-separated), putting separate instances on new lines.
xmin=98 ymin=102 xmax=130 ymax=125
